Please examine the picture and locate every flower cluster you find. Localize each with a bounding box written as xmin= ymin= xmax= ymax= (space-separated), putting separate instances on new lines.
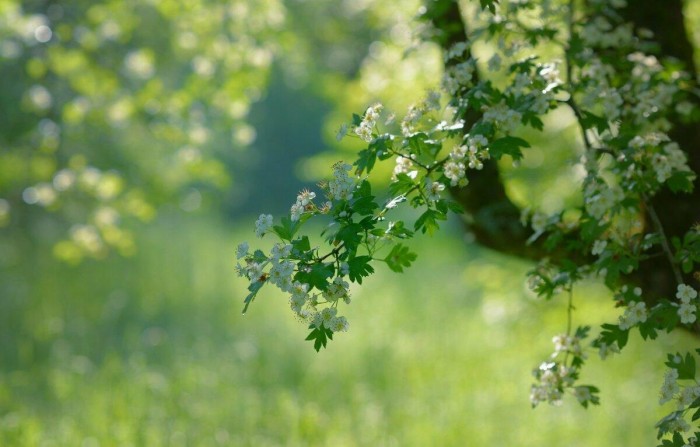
xmin=237 ymin=212 xmax=353 ymax=347
xmin=393 ymin=156 xmax=416 ymax=180
xmin=531 ymin=327 xmax=598 ymax=408
xmin=583 ymin=180 xmax=624 ymax=220
xmin=656 ymin=353 xmax=700 ymax=441
xmin=482 ymin=101 xmax=522 ymax=134
xmin=530 ymin=362 xmax=574 ymax=406
xmin=676 ymin=284 xmax=698 ymax=325
xmin=354 ymin=103 xmax=383 ymax=142
xmin=618 ymin=301 xmax=648 ymax=330
xmin=327 ymin=162 xmax=355 ymax=201
xmin=552 ymin=334 xmax=584 ymax=358
xmin=401 ymin=90 xmax=442 ymax=136
xmin=442 ymin=59 xmax=476 ymax=96
xmin=255 ymin=214 xmax=273 ymax=238
xmin=291 ymin=189 xmax=317 ymax=222
xmin=443 ymin=134 xmax=490 ymax=186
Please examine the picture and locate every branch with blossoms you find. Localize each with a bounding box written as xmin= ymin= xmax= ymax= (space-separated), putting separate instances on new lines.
xmin=240 ymin=0 xmax=700 ymax=444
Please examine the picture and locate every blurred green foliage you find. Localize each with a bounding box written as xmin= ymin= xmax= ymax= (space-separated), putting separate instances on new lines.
xmin=0 ymin=0 xmax=286 ymax=261
xmin=0 ymin=216 xmax=691 ymax=445
xmin=3 ymin=0 xmax=699 ymax=444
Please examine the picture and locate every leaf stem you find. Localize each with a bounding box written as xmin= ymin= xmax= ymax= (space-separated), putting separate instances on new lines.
xmin=642 ymin=193 xmax=684 ymax=285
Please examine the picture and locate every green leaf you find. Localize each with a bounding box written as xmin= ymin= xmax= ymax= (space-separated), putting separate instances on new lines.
xmin=638 ymin=321 xmax=658 ymax=340
xmin=479 ymin=0 xmax=499 ymax=13
xmin=355 ymin=136 xmax=393 ymax=175
xmin=574 ymin=326 xmax=591 ymax=339
xmin=488 ymin=136 xmax=529 ymax=161
xmin=352 ymin=184 xmax=379 ymax=216
xmin=371 ymin=134 xmax=392 ymax=156
xmin=599 ymin=323 xmax=629 ymax=350
xmin=242 ymin=280 xmax=264 ymax=314
xmin=508 ymin=55 xmax=538 ymax=74
xmin=272 ymin=216 xmax=300 ymax=241
xmin=352 ymin=196 xmax=378 ymax=216
xmin=682 ymin=258 xmax=694 ymax=274
xmin=445 ymin=200 xmax=465 ymax=214
xmin=295 ymin=263 xmax=334 ymax=291
xmin=335 ymin=222 xmax=363 ymax=253
xmin=692 ymin=406 xmax=700 ymax=421
xmin=385 ymin=243 xmax=417 ymax=273
xmin=355 ymin=148 xmax=376 ymax=176
xmin=389 ymin=173 xmax=415 ymax=196
xmin=305 ymin=324 xmax=334 ymax=352
xmin=655 ymin=411 xmax=685 ymax=439
xmin=292 ymin=236 xmax=310 ymax=253
xmin=406 ymin=132 xmax=441 ymax=158
xmin=522 ymin=111 xmax=544 ymax=131
xmin=680 ymin=352 xmax=696 ymax=380
xmin=667 ymin=171 xmax=695 ymax=193
xmin=348 ymin=255 xmax=374 ymax=284
xmin=581 ymin=111 xmax=609 ymax=134
xmin=386 ymin=220 xmax=414 ymax=239
xmin=251 ymin=249 xmax=267 ymax=263
xmin=356 ymin=179 xmax=371 ymax=197
xmin=652 ymin=302 xmax=679 ymax=332
xmin=414 ymin=209 xmax=446 ymax=235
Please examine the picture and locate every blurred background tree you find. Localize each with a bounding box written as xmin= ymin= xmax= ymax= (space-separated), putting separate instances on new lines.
xmin=1 ymin=0 xmax=699 ymax=445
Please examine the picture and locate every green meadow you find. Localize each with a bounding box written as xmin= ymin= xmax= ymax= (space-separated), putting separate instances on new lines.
xmin=0 ymin=214 xmax=688 ymax=446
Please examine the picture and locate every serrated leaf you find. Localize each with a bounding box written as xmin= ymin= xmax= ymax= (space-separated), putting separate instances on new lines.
xmin=242 ymin=280 xmax=264 ymax=314
xmin=667 ymin=171 xmax=695 ymax=193
xmin=348 ymin=255 xmax=374 ymax=284
xmin=638 ymin=322 xmax=658 ymax=340
xmin=479 ymin=0 xmax=499 ymax=13
xmin=414 ymin=209 xmax=446 ymax=235
xmin=386 ymin=220 xmax=414 ymax=239
xmin=389 ymin=173 xmax=416 ymax=196
xmin=292 ymin=235 xmax=311 ymax=253
xmin=600 ymin=323 xmax=629 ymax=350
xmin=335 ymin=222 xmax=363 ymax=254
xmin=251 ymin=249 xmax=267 ymax=263
xmin=295 ymin=263 xmax=334 ymax=291
xmin=305 ymin=324 xmax=334 ymax=352
xmin=385 ymin=243 xmax=417 ymax=273
xmin=488 ymin=136 xmax=529 ymax=161
xmin=680 ymin=352 xmax=696 ymax=380
xmin=272 ymin=215 xmax=301 ymax=241
xmin=355 ymin=149 xmax=376 ymax=176
xmin=352 ymin=195 xmax=379 ymax=216
xmin=581 ymin=111 xmax=609 ymax=134
xmin=406 ymin=132 xmax=441 ymax=158
xmin=655 ymin=411 xmax=684 ymax=439
xmin=445 ymin=200 xmax=464 ymax=214
xmin=692 ymin=407 xmax=700 ymax=422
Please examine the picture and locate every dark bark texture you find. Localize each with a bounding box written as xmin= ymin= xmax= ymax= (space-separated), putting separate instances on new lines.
xmin=421 ymin=0 xmax=699 ymax=302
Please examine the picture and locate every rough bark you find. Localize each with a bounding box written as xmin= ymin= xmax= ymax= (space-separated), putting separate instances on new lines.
xmin=618 ymin=0 xmax=700 ymax=297
xmin=421 ymin=0 xmax=535 ymax=259
xmin=421 ymin=0 xmax=699 ymax=300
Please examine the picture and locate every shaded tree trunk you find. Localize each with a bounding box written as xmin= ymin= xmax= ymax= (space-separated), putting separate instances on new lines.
xmin=421 ymin=0 xmax=699 ymax=302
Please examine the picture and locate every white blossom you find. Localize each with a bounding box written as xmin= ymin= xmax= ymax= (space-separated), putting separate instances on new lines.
xmin=677 ymin=284 xmax=698 ymax=303
xmin=236 ymin=242 xmax=249 ymax=260
xmin=255 ymin=214 xmax=273 ymax=238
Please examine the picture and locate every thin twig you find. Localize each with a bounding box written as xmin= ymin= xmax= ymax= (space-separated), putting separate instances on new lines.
xmin=642 ymin=193 xmax=684 ymax=285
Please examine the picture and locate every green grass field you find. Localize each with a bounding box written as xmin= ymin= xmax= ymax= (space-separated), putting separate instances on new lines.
xmin=0 ymin=214 xmax=691 ymax=446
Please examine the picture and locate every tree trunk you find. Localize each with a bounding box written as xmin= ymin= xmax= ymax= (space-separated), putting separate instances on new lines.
xmin=421 ymin=0 xmax=699 ymax=301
